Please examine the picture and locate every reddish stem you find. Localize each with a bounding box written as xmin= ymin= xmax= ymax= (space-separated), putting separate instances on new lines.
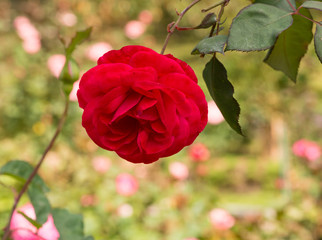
xmin=2 ymin=99 xmax=69 ymax=240
xmin=160 ymin=0 xmax=202 ymax=54
xmin=286 ymin=0 xmax=297 ymax=12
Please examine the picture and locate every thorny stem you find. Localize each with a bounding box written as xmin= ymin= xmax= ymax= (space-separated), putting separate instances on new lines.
xmin=2 ymin=99 xmax=70 ymax=240
xmin=160 ymin=0 xmax=202 ymax=54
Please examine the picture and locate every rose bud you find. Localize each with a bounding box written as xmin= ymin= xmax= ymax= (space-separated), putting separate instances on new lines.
xmin=77 ymin=45 xmax=208 ymax=163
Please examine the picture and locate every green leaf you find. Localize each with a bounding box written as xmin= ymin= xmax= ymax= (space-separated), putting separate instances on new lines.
xmin=18 ymin=210 xmax=42 ymax=229
xmin=191 ymin=35 xmax=228 ymax=55
xmin=28 ymin=186 xmax=51 ymax=225
xmin=203 ymin=57 xmax=242 ymax=135
xmin=226 ymin=3 xmax=293 ymax=51
xmin=264 ymin=7 xmax=313 ymax=82
xmin=84 ymin=236 xmax=95 ymax=240
xmin=300 ymin=1 xmax=322 ymax=11
xmin=0 ymin=160 xmax=48 ymax=192
xmin=254 ymin=0 xmax=296 ymax=12
xmin=59 ymin=27 xmax=92 ymax=96
xmin=195 ymin=13 xmax=217 ymax=29
xmin=52 ymin=208 xmax=85 ymax=240
xmin=65 ymin=27 xmax=92 ymax=59
xmin=314 ymin=24 xmax=322 ymax=63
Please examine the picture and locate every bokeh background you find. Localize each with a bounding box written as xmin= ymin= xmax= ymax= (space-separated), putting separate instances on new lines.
xmin=0 ymin=0 xmax=322 ymax=239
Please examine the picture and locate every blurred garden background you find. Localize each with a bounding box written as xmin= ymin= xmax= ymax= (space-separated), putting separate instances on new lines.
xmin=0 ymin=0 xmax=322 ymax=239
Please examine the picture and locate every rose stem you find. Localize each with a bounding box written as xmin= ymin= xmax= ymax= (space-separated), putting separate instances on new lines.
xmin=286 ymin=0 xmax=297 ymax=12
xmin=2 ymin=99 xmax=69 ymax=240
xmin=160 ymin=0 xmax=202 ymax=55
xmin=201 ymin=0 xmax=226 ymax=12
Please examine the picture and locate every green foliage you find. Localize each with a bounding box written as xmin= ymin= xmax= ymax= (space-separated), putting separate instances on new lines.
xmin=0 ymin=160 xmax=51 ymax=225
xmin=52 ymin=208 xmax=86 ymax=240
xmin=314 ymin=24 xmax=322 ymax=62
xmin=191 ymin=35 xmax=227 ymax=55
xmin=27 ymin=185 xmax=52 ymax=225
xmin=254 ymin=0 xmax=296 ymax=12
xmin=264 ymin=7 xmax=313 ymax=82
xmin=17 ymin=211 xmax=42 ymax=229
xmin=194 ymin=13 xmax=217 ymax=29
xmin=300 ymin=0 xmax=322 ymax=10
xmin=0 ymin=160 xmax=48 ymax=192
xmin=203 ymin=57 xmax=242 ymax=135
xmin=59 ymin=28 xmax=92 ymax=96
xmin=226 ymin=3 xmax=293 ymax=51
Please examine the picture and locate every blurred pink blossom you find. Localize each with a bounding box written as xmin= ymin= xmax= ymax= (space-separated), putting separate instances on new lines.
xmin=80 ymin=194 xmax=97 ymax=207
xmin=117 ymin=204 xmax=134 ymax=218
xmin=10 ymin=203 xmax=59 ymax=240
xmin=57 ymin=12 xmax=77 ymax=27
xmin=189 ymin=143 xmax=210 ymax=162
xmin=91 ymin=155 xmax=111 ymax=174
xmin=86 ymin=42 xmax=113 ymax=62
xmin=47 ymin=54 xmax=66 ymax=78
xmin=209 ymin=208 xmax=235 ymax=230
xmin=69 ymin=80 xmax=80 ymax=102
xmin=115 ymin=173 xmax=139 ymax=196
xmin=207 ymin=100 xmax=224 ymax=125
xmin=138 ymin=10 xmax=153 ymax=24
xmin=22 ymin=39 xmax=41 ymax=54
xmin=169 ymin=162 xmax=189 ymax=181
xmin=14 ymin=16 xmax=41 ymax=54
xmin=124 ymin=20 xmax=146 ymax=39
xmin=292 ymin=139 xmax=321 ymax=162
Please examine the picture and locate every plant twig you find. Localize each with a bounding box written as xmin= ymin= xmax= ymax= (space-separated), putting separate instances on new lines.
xmin=286 ymin=0 xmax=297 ymax=12
xmin=215 ymin=0 xmax=229 ymax=36
xmin=160 ymin=0 xmax=202 ymax=54
xmin=201 ymin=0 xmax=226 ymax=12
xmin=296 ymin=12 xmax=322 ymax=26
xmin=2 ymin=99 xmax=70 ymax=240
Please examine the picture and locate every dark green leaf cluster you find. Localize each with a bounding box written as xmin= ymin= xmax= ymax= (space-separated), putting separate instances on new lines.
xmin=192 ymin=0 xmax=321 ymax=134
xmin=0 ymin=160 xmax=93 ymax=239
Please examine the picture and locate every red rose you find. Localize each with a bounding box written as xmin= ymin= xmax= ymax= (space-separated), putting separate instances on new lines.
xmin=77 ymin=45 xmax=207 ymax=163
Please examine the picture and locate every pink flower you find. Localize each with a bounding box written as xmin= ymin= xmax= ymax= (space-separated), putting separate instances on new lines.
xmin=189 ymin=143 xmax=210 ymax=162
xmin=91 ymin=155 xmax=111 ymax=174
xmin=85 ymin=42 xmax=113 ymax=62
xmin=124 ymin=20 xmax=146 ymax=39
xmin=207 ymin=101 xmax=224 ymax=125
xmin=115 ymin=173 xmax=139 ymax=196
xmin=138 ymin=10 xmax=153 ymax=25
xmin=169 ymin=162 xmax=189 ymax=181
xmin=10 ymin=203 xmax=60 ymax=240
xmin=209 ymin=208 xmax=235 ymax=230
xmin=69 ymin=80 xmax=80 ymax=102
xmin=117 ymin=204 xmax=133 ymax=218
xmin=57 ymin=12 xmax=77 ymax=27
xmin=47 ymin=54 xmax=66 ymax=78
xmin=292 ymin=139 xmax=321 ymax=162
xmin=80 ymin=194 xmax=97 ymax=207
xmin=14 ymin=16 xmax=41 ymax=54
xmin=22 ymin=39 xmax=41 ymax=54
